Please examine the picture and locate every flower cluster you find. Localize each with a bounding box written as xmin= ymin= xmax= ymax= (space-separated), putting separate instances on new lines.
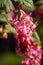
xmin=13 ymin=10 xmax=41 ymax=65
xmin=13 ymin=10 xmax=38 ymax=51
xmin=21 ymin=46 xmax=41 ymax=65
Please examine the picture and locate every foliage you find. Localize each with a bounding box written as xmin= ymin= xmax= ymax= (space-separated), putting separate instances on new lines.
xmin=0 ymin=0 xmax=13 ymax=12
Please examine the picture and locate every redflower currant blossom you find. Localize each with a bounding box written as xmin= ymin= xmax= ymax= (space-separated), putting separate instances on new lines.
xmin=12 ymin=10 xmax=42 ymax=65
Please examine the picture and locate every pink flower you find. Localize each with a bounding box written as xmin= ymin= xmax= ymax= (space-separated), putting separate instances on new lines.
xmin=21 ymin=58 xmax=30 ymax=65
xmin=11 ymin=9 xmax=42 ymax=65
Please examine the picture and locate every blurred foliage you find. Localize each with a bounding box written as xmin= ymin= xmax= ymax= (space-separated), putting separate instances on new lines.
xmin=14 ymin=0 xmax=35 ymax=12
xmin=0 ymin=0 xmax=13 ymax=12
xmin=0 ymin=53 xmax=24 ymax=65
xmin=0 ymin=10 xmax=8 ymax=23
xmin=0 ymin=0 xmax=35 ymax=12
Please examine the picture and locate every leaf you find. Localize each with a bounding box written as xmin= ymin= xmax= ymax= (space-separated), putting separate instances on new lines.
xmin=0 ymin=0 xmax=13 ymax=12
xmin=5 ymin=0 xmax=13 ymax=12
xmin=32 ymin=32 xmax=41 ymax=45
xmin=5 ymin=24 xmax=15 ymax=33
xmin=14 ymin=0 xmax=34 ymax=11
xmin=0 ymin=11 xmax=9 ymax=23
xmin=23 ymin=0 xmax=34 ymax=11
xmin=0 ymin=14 xmax=8 ymax=23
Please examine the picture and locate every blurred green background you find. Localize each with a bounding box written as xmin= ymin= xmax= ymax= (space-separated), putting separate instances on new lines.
xmin=0 ymin=53 xmax=24 ymax=65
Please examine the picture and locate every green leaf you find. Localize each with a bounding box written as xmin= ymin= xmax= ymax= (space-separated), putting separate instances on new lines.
xmin=0 ymin=14 xmax=8 ymax=23
xmin=22 ymin=0 xmax=35 ymax=12
xmin=14 ymin=0 xmax=35 ymax=11
xmin=5 ymin=24 xmax=15 ymax=33
xmin=32 ymin=32 xmax=41 ymax=45
xmin=0 ymin=11 xmax=9 ymax=23
xmin=0 ymin=0 xmax=13 ymax=12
